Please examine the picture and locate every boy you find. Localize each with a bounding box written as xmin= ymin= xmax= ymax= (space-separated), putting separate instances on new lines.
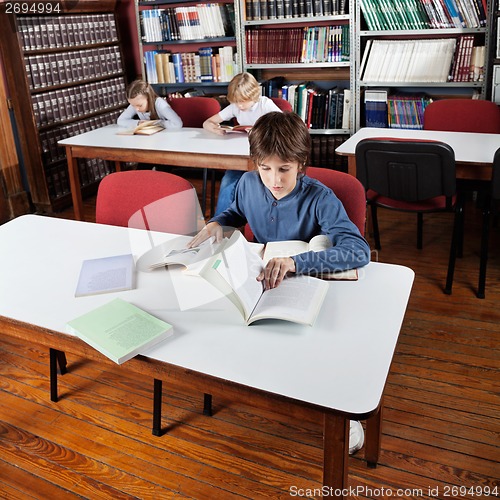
xmin=190 ymin=111 xmax=370 ymax=454
xmin=203 ymin=72 xmax=282 ymax=215
xmin=191 ymin=111 xmax=370 ymax=289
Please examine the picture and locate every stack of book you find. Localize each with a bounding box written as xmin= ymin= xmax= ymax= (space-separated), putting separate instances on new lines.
xmin=359 ymin=0 xmax=486 ymax=30
xmin=144 ymin=47 xmax=237 ymax=84
xmin=387 ymin=94 xmax=432 ymax=129
xmin=140 ymin=4 xmax=235 ymax=42
xmin=361 ymin=37 xmax=485 ymax=83
xmin=31 ymin=77 xmax=127 ymax=127
xmin=245 ymin=25 xmax=350 ymax=64
xmin=26 ymin=46 xmax=123 ymax=91
xmin=260 ymin=80 xmax=350 ymax=130
xmin=361 ymin=38 xmax=457 ymax=83
xmin=17 ymin=13 xmax=118 ymax=50
xmin=246 ymin=0 xmax=348 ymax=21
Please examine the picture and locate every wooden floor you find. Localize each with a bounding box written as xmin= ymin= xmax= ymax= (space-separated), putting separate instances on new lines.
xmin=1 ymin=175 xmax=499 ymax=499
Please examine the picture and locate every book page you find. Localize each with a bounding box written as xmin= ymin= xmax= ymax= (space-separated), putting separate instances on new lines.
xmin=215 ymin=231 xmax=264 ymax=321
xmin=308 ymin=234 xmax=332 ymax=252
xmin=136 ymin=236 xmax=221 ymax=273
xmin=249 ymin=275 xmax=329 ymax=326
xmin=75 ymin=254 xmax=135 ymax=297
xmin=263 ymin=240 xmax=309 ymax=263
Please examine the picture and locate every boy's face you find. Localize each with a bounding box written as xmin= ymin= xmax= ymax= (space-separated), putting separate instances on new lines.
xmin=128 ymin=95 xmax=148 ymax=113
xmin=235 ymin=100 xmax=256 ymax=112
xmin=257 ymin=155 xmax=300 ymax=200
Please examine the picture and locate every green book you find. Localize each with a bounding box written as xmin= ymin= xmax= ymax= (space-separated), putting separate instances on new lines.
xmin=66 ymin=298 xmax=174 ymax=364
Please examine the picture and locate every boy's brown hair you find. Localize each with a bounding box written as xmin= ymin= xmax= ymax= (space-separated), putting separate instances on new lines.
xmin=227 ymin=72 xmax=261 ymax=104
xmin=249 ymin=112 xmax=310 ymax=171
xmin=125 ymin=79 xmax=160 ymax=120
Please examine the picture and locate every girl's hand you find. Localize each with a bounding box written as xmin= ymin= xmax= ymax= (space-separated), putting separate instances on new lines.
xmin=257 ymin=257 xmax=296 ymax=290
xmin=187 ymin=222 xmax=223 ymax=248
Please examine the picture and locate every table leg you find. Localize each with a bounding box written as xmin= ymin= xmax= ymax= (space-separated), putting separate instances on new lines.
xmin=323 ymin=413 xmax=349 ymax=496
xmin=365 ymin=402 xmax=383 ymax=467
xmin=49 ymin=348 xmax=59 ymax=402
xmin=203 ymin=393 xmax=213 ymax=416
xmin=65 ymin=146 xmax=84 ymax=221
xmin=115 ymin=161 xmax=122 ymax=172
xmin=152 ymin=378 xmax=163 ymax=436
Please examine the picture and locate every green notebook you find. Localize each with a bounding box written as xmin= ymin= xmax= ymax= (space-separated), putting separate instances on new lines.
xmin=66 ymin=298 xmax=173 ymax=364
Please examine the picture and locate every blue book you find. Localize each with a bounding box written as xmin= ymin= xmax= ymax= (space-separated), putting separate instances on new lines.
xmin=171 ymin=53 xmax=184 ymax=83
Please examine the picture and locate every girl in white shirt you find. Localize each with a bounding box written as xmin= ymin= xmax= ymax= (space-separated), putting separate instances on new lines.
xmin=117 ymin=79 xmax=182 ymax=130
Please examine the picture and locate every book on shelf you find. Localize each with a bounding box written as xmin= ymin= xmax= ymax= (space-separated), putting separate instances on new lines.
xmin=364 ymin=88 xmax=388 ymax=128
xmin=75 ymin=254 xmax=135 ymax=297
xmin=198 ymin=231 xmax=329 ymax=326
xmin=263 ymin=235 xmax=359 ymax=281
xmin=387 ymin=94 xmax=432 ymax=130
xmin=359 ymin=0 xmax=485 ymax=29
xmin=361 ymin=38 xmax=457 ymax=83
xmin=66 ymin=298 xmax=174 ymax=364
xmin=117 ymin=120 xmax=164 ymax=136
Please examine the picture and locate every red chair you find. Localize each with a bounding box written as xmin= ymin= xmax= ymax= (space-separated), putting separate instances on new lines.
xmin=96 ymin=170 xmax=201 ymax=235
xmin=423 ymin=99 xmax=500 ymax=134
xmin=167 ymin=96 xmax=220 ymax=127
xmin=270 ymin=97 xmax=293 ymax=112
xmin=167 ymin=97 xmax=221 ymax=216
xmin=244 ymin=167 xmax=366 ymax=240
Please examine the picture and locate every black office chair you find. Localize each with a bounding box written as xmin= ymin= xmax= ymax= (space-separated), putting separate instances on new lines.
xmin=477 ymin=148 xmax=500 ymax=299
xmin=355 ymin=138 xmax=464 ymax=294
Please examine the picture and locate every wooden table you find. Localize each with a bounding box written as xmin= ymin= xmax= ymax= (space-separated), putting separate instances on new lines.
xmin=0 ymin=215 xmax=414 ymax=496
xmin=59 ymin=125 xmax=252 ymax=221
xmin=336 ymin=127 xmax=500 ymax=181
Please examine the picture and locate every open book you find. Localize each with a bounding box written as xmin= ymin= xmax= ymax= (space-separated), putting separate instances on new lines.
xmin=66 ymin=298 xmax=173 ymax=364
xmin=220 ymin=124 xmax=252 ymax=133
xmin=199 ymin=231 xmax=328 ymax=326
xmin=136 ymin=236 xmax=223 ymax=275
xmin=263 ymin=235 xmax=359 ymax=281
xmin=117 ymin=120 xmax=164 ymax=136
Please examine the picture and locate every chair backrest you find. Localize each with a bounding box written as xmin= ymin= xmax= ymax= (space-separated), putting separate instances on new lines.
xmin=244 ymin=167 xmax=366 ymax=240
xmin=270 ymin=97 xmax=293 ymax=112
xmin=423 ymin=99 xmax=500 ymax=134
xmin=355 ymin=138 xmax=456 ymax=202
xmin=167 ymin=96 xmax=221 ymax=128
xmin=306 ymin=167 xmax=366 ymax=236
xmin=96 ymin=170 xmax=201 ymax=234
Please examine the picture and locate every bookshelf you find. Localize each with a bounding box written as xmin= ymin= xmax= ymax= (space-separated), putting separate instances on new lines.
xmin=355 ymin=0 xmax=492 ymax=130
xmin=136 ymin=0 xmax=242 ymax=94
xmin=240 ymin=0 xmax=354 ymax=135
xmin=0 ymin=0 xmax=128 ymax=213
xmin=238 ymin=0 xmax=354 ymax=170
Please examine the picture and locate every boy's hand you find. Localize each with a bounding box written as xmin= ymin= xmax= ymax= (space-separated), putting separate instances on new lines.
xmin=257 ymin=257 xmax=296 ymax=290
xmin=187 ymin=222 xmax=223 ymax=248
xmin=203 ymin=120 xmax=226 ymax=136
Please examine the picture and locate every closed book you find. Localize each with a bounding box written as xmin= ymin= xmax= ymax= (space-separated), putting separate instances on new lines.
xmin=66 ymin=298 xmax=174 ymax=364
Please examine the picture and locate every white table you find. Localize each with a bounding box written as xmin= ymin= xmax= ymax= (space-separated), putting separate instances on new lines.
xmin=58 ymin=125 xmax=252 ymax=220
xmin=0 ymin=215 xmax=414 ymax=495
xmin=336 ymin=127 xmax=500 ymax=181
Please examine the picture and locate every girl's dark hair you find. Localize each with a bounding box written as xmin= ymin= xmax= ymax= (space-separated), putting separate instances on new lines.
xmin=125 ymin=79 xmax=160 ymax=120
xmin=249 ymin=112 xmax=310 ymax=169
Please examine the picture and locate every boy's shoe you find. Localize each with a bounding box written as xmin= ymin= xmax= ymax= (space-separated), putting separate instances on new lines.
xmin=349 ymin=420 xmax=364 ymax=455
